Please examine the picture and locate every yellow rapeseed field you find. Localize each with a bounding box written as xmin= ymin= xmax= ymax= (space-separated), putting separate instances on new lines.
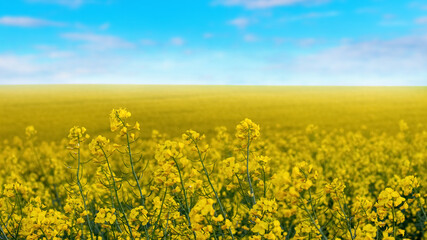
xmin=1 ymin=85 xmax=426 ymax=141
xmin=0 ymin=86 xmax=426 ymax=239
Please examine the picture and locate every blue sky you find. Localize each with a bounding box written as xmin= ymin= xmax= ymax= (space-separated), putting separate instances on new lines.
xmin=0 ymin=0 xmax=427 ymax=85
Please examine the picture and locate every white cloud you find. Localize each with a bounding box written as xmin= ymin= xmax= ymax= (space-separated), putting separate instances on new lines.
xmin=170 ymin=37 xmax=185 ymax=46
xmin=61 ymin=33 xmax=134 ymax=50
xmin=27 ymin=0 xmax=84 ymax=8
xmin=297 ymin=38 xmax=317 ymax=47
xmin=140 ymin=39 xmax=157 ymax=46
xmin=409 ymin=2 xmax=427 ymax=11
xmin=27 ymin=0 xmax=112 ymax=8
xmin=1 ymin=35 xmax=426 ymax=86
xmin=203 ymin=33 xmax=214 ymax=39
xmin=415 ymin=16 xmax=427 ymax=24
xmin=277 ymin=35 xmax=427 ymax=85
xmin=0 ymin=52 xmax=228 ymax=84
xmin=34 ymin=46 xmax=76 ymax=58
xmin=0 ymin=16 xmax=64 ymax=27
xmin=99 ymin=22 xmax=110 ymax=30
xmin=47 ymin=51 xmax=75 ymax=58
xmin=216 ymin=0 xmax=328 ymax=9
xmin=0 ymin=52 xmax=130 ymax=84
xmin=243 ymin=34 xmax=258 ymax=42
xmin=378 ymin=14 xmax=407 ymax=27
xmin=272 ymin=37 xmax=320 ymax=46
xmin=272 ymin=37 xmax=288 ymax=45
xmin=228 ymin=17 xmax=251 ymax=28
xmin=354 ymin=7 xmax=378 ymax=14
xmin=0 ymin=55 xmax=40 ymax=75
xmin=382 ymin=14 xmax=395 ymax=20
xmin=280 ymin=11 xmax=339 ymax=22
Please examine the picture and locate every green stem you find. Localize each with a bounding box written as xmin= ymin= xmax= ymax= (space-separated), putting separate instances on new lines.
xmin=246 ymin=130 xmax=256 ymax=206
xmin=234 ymin=173 xmax=251 ymax=207
xmin=76 ymin=140 xmax=94 ymax=240
xmin=151 ymin=188 xmax=168 ymax=239
xmin=105 ymin=172 xmax=123 ymax=234
xmin=0 ymin=225 xmax=8 ymax=240
xmin=171 ymin=157 xmax=197 ymax=239
xmin=0 ymin=213 xmax=13 ymax=240
xmin=392 ymin=206 xmax=396 ymax=239
xmin=125 ymin=130 xmax=145 ymax=206
xmin=162 ymin=211 xmax=170 ymax=240
xmin=262 ymin=166 xmax=266 ymax=198
xmin=299 ymin=197 xmax=327 ymax=240
xmin=193 ymin=140 xmax=235 ymax=240
xmin=417 ymin=197 xmax=426 ymax=219
xmin=335 ymin=193 xmax=354 ymax=239
xmin=100 ymin=146 xmax=135 ymax=240
xmin=13 ymin=190 xmax=23 ymax=240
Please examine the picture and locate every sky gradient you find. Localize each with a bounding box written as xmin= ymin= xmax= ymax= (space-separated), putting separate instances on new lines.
xmin=0 ymin=0 xmax=427 ymax=85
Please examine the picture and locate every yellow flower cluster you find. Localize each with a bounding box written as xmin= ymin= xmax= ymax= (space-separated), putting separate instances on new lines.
xmin=189 ymin=198 xmax=217 ymax=239
xmin=67 ymin=126 xmax=90 ymax=150
xmin=109 ymin=108 xmax=140 ymax=141
xmin=375 ymin=188 xmax=407 ymax=229
xmin=25 ymin=125 xmax=37 ymax=139
xmin=88 ymin=135 xmax=110 ymax=158
xmin=129 ymin=206 xmax=149 ymax=225
xmin=399 ymin=175 xmax=420 ymax=196
xmin=110 ymin=108 xmax=132 ymax=132
xmin=0 ymin=109 xmax=426 ymax=239
xmin=236 ymin=118 xmax=260 ymax=143
xmin=95 ymin=208 xmax=117 ymax=228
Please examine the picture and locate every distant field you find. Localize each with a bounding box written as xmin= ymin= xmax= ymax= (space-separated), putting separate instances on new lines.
xmin=1 ymin=85 xmax=427 ymax=239
xmin=0 ymin=85 xmax=426 ymax=141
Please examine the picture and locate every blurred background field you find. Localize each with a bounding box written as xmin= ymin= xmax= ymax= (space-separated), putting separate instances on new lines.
xmin=0 ymin=85 xmax=426 ymax=142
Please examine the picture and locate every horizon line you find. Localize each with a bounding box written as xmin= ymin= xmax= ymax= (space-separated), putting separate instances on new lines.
xmin=0 ymin=83 xmax=426 ymax=87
